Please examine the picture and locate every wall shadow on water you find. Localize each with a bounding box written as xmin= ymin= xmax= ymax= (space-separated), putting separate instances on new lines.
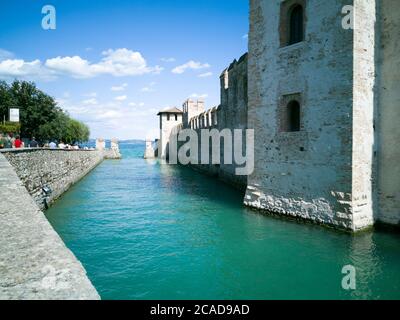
xmin=156 ymin=160 xmax=246 ymax=210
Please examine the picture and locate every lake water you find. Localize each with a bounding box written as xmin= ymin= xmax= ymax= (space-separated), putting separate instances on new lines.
xmin=46 ymin=143 xmax=400 ymax=300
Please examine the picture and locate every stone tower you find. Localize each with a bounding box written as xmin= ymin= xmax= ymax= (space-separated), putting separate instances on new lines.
xmin=157 ymin=108 xmax=183 ymax=159
xmin=244 ymin=0 xmax=400 ymax=231
xmin=144 ymin=139 xmax=155 ymax=159
xmin=182 ymin=99 xmax=205 ymax=128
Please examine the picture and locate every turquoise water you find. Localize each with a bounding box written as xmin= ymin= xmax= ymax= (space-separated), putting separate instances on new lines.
xmin=46 ymin=143 xmax=400 ymax=300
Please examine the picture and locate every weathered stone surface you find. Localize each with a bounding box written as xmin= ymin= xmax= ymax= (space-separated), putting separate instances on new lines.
xmin=377 ymin=0 xmax=400 ymax=226
xmin=0 ymin=153 xmax=100 ymax=300
xmin=154 ymin=0 xmax=399 ymax=231
xmin=165 ymin=55 xmax=249 ymax=191
xmin=2 ymin=149 xmax=105 ymax=210
xmin=245 ymin=0 xmax=357 ymax=230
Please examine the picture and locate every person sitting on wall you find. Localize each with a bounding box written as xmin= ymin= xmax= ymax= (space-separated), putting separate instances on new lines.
xmin=30 ymin=137 xmax=39 ymax=148
xmin=4 ymin=134 xmax=13 ymax=149
xmin=8 ymin=133 xmax=15 ymax=147
xmin=0 ymin=133 xmax=5 ymax=149
xmin=58 ymin=141 xmax=66 ymax=149
xmin=13 ymin=135 xmax=23 ymax=149
xmin=49 ymin=141 xmax=57 ymax=149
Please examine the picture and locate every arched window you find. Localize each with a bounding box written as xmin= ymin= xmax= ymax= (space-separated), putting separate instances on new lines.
xmin=287 ymin=100 xmax=301 ymax=132
xmin=289 ymin=5 xmax=304 ymax=45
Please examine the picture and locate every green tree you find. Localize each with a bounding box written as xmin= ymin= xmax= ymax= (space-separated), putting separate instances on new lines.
xmin=9 ymin=81 xmax=60 ymax=138
xmin=37 ymin=110 xmax=69 ymax=142
xmin=0 ymin=80 xmax=90 ymax=143
xmin=0 ymin=81 xmax=16 ymax=122
xmin=63 ymin=118 xmax=90 ymax=144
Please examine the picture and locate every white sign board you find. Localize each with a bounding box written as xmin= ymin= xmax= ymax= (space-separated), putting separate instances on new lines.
xmin=9 ymin=108 xmax=20 ymax=122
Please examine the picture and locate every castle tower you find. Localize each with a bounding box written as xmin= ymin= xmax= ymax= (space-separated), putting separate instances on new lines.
xmin=144 ymin=139 xmax=155 ymax=159
xmin=244 ymin=0 xmax=392 ymax=231
xmin=157 ymin=107 xmax=183 ymax=159
xmin=95 ymin=138 xmax=105 ymax=151
xmin=182 ymin=99 xmax=205 ymax=128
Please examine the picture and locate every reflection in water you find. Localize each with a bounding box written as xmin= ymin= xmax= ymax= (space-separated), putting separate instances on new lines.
xmin=348 ymin=232 xmax=381 ymax=299
xmin=46 ymin=143 xmax=400 ymax=300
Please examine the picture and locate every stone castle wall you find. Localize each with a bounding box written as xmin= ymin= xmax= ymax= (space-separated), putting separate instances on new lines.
xmin=172 ymin=54 xmax=248 ymax=191
xmin=245 ymin=0 xmax=358 ymax=230
xmin=0 ymin=152 xmax=100 ymax=299
xmin=2 ymin=149 xmax=105 ymax=210
xmin=158 ymin=0 xmax=399 ymax=231
xmin=376 ymin=0 xmax=400 ymax=226
xmin=244 ymin=0 xmax=399 ymax=231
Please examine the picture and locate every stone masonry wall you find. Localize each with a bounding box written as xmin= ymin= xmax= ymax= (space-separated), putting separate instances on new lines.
xmin=352 ymin=0 xmax=377 ymax=229
xmin=218 ymin=53 xmax=248 ymax=189
xmin=245 ymin=0 xmax=357 ymax=230
xmin=173 ymin=54 xmax=249 ymax=191
xmin=0 ymin=152 xmax=100 ymax=299
xmin=376 ymin=0 xmax=400 ymax=226
xmin=2 ymin=149 xmax=104 ymax=210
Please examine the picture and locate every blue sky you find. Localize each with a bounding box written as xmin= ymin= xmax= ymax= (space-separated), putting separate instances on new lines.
xmin=0 ymin=0 xmax=249 ymax=139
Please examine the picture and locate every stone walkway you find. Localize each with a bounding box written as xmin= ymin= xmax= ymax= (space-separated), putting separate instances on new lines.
xmin=0 ymin=153 xmax=100 ymax=300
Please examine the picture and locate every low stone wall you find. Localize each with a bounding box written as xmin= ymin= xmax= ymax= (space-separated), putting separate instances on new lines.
xmin=0 ymin=152 xmax=100 ymax=300
xmin=1 ymin=149 xmax=105 ymax=210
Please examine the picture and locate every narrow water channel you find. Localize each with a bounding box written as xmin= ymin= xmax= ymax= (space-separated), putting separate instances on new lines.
xmin=46 ymin=142 xmax=400 ymax=300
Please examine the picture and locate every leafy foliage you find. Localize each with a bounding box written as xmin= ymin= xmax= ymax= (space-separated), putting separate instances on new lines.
xmin=0 ymin=122 xmax=21 ymax=134
xmin=0 ymin=80 xmax=90 ymax=143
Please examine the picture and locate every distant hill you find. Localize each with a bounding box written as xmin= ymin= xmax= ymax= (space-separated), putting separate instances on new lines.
xmin=119 ymin=139 xmax=145 ymax=144
xmin=86 ymin=139 xmax=145 ymax=144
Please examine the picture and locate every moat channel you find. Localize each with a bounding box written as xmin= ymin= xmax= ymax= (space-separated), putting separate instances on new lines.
xmin=46 ymin=142 xmax=400 ymax=299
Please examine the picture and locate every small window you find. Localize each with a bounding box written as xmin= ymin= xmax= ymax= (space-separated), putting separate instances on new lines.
xmin=287 ymin=100 xmax=301 ymax=132
xmin=289 ymin=5 xmax=304 ymax=45
xmin=280 ymin=1 xmax=305 ymax=47
xmin=167 ymin=114 xmax=170 ymax=121
xmin=175 ymin=114 xmax=178 ymax=121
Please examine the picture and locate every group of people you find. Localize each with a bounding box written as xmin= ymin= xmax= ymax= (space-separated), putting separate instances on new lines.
xmin=0 ymin=133 xmax=83 ymax=150
xmin=47 ymin=141 xmax=80 ymax=150
xmin=0 ymin=133 xmax=24 ymax=149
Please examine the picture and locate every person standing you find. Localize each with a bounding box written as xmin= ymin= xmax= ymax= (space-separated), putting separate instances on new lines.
xmin=30 ymin=137 xmax=39 ymax=148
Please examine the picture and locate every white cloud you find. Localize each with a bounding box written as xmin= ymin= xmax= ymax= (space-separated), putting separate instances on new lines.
xmin=141 ymin=82 xmax=156 ymax=93
xmin=0 ymin=59 xmax=50 ymax=79
xmin=115 ymin=95 xmax=127 ymax=101
xmin=172 ymin=60 xmax=210 ymax=74
xmin=46 ymin=49 xmax=163 ymax=78
xmin=111 ymin=83 xmax=128 ymax=91
xmin=243 ymin=34 xmax=249 ymax=39
xmin=198 ymin=72 xmax=213 ymax=78
xmin=141 ymin=87 xmax=154 ymax=92
xmin=161 ymin=57 xmax=176 ymax=63
xmin=64 ymin=98 xmax=158 ymax=139
xmin=190 ymin=93 xmax=208 ymax=99
xmin=0 ymin=48 xmax=163 ymax=80
xmin=82 ymin=98 xmax=98 ymax=105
